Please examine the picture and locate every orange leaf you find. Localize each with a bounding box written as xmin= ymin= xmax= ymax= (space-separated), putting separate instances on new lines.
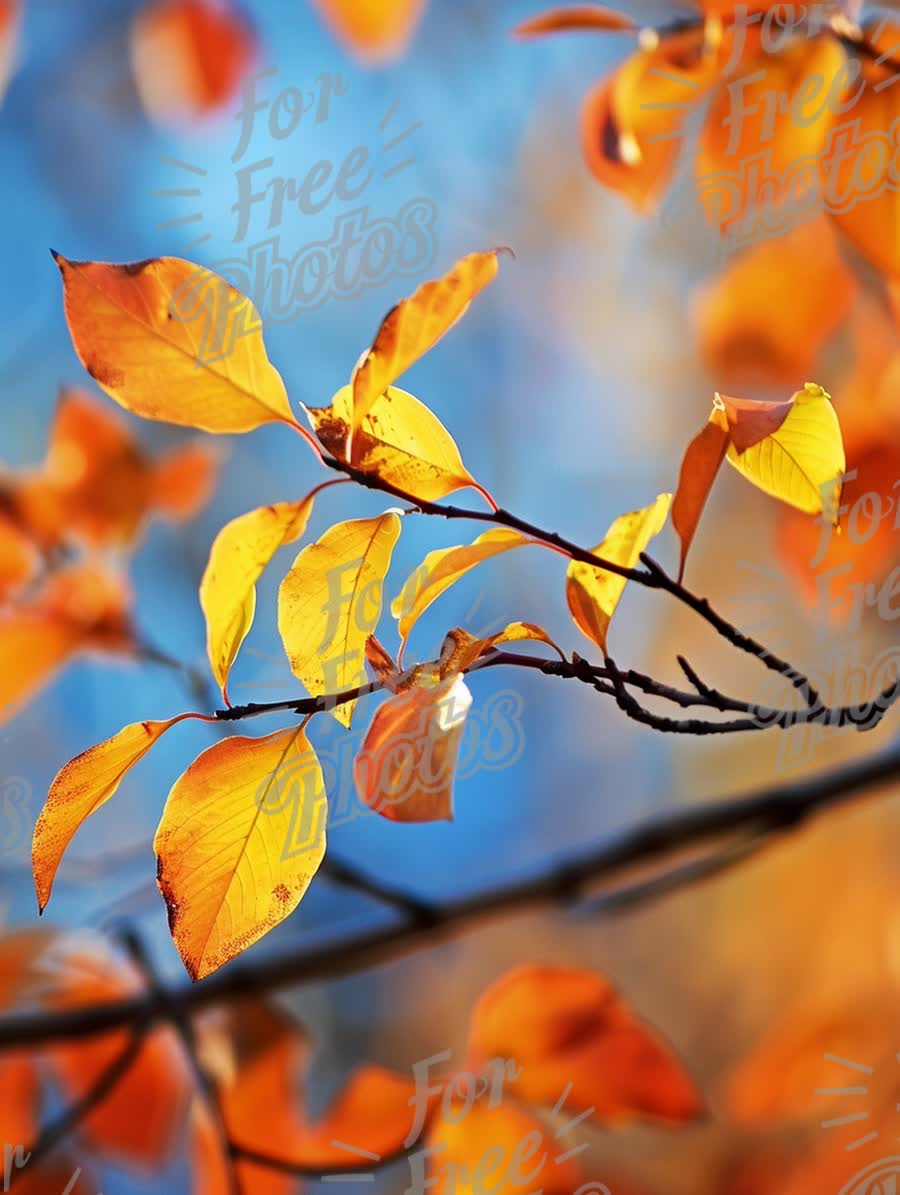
xmin=699 ymin=35 xmax=847 ymax=235
xmin=355 ymin=674 xmax=473 ymax=822
xmin=54 ymin=254 xmax=298 ymax=435
xmin=350 ymin=252 xmax=504 ymax=458
xmin=131 ymin=0 xmax=256 ymax=124
xmin=151 ymin=440 xmax=221 ymax=521
xmin=0 ymin=564 xmax=133 ymax=724
xmin=32 ymin=716 xmax=191 ymax=912
xmin=426 ymin=1098 xmax=582 ymax=1195
xmin=0 ymin=511 xmax=38 ymax=600
xmin=581 ymin=30 xmax=720 ymax=210
xmin=826 ymin=25 xmax=900 ymax=278
xmin=155 ymin=727 xmax=327 ymax=979
xmin=467 ymin=965 xmax=702 ymax=1124
xmin=672 ymin=408 xmax=729 ymax=581
xmin=515 ymin=5 xmax=635 ymax=36
xmin=692 ymin=218 xmax=858 ymax=387
xmin=312 ymin=0 xmax=426 ymax=64
xmin=32 ymin=934 xmax=194 ymax=1168
xmin=0 ymin=0 xmax=20 ymax=107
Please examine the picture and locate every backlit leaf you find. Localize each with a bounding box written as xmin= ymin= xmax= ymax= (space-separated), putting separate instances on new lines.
xmin=350 ymin=252 xmax=503 ymax=456
xmin=467 ymin=965 xmax=702 ymax=1124
xmin=0 ymin=0 xmax=20 ymax=107
xmin=33 ymin=716 xmax=191 ymax=912
xmin=278 ymin=513 xmax=402 ymax=728
xmin=355 ymin=674 xmax=472 ymax=822
xmin=515 ymin=5 xmax=635 ymax=36
xmin=200 ymin=495 xmax=316 ymax=703
xmin=131 ymin=0 xmax=256 ymax=126
xmin=671 ymin=408 xmax=729 ymax=581
xmin=566 ymin=493 xmax=672 ymax=653
xmin=391 ymin=528 xmax=533 ymax=652
xmin=155 ymin=726 xmax=327 ymax=979
xmin=439 ymin=621 xmax=565 ymax=676
xmin=722 ymin=383 xmax=846 ymax=520
xmin=307 ymin=384 xmax=490 ymax=504
xmin=54 ymin=254 xmax=299 ymax=435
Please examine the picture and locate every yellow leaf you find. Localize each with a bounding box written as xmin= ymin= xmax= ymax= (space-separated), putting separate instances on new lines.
xmin=355 ymin=674 xmax=472 ymax=823
xmin=350 ymin=251 xmax=504 ymax=457
xmin=391 ymin=528 xmax=532 ymax=652
xmin=54 ymin=254 xmax=297 ymax=435
xmin=566 ymin=493 xmax=672 ymax=653
xmin=155 ymin=726 xmax=327 ymax=980
xmin=307 ymin=384 xmax=491 ymax=504
xmin=200 ymin=496 xmax=316 ymax=703
xmin=32 ymin=717 xmax=189 ymax=912
xmin=278 ymin=513 xmax=402 ymax=728
xmin=722 ymin=383 xmax=845 ymax=521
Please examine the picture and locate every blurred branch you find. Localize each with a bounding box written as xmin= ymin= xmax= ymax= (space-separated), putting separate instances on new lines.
xmin=3 ymin=737 xmax=899 ymax=1052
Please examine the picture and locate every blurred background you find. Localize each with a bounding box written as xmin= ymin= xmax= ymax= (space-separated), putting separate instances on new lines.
xmin=1 ymin=1 xmax=900 ymax=1192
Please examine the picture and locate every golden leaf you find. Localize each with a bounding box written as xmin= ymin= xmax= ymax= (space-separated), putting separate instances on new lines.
xmin=278 ymin=513 xmax=402 ymax=728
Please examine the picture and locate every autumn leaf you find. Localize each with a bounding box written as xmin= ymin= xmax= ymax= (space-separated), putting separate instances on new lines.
xmin=306 ymin=384 xmax=492 ymax=505
xmin=200 ymin=494 xmax=317 ymax=703
xmin=32 ymin=715 xmax=192 ymax=912
xmin=0 ymin=512 xmax=38 ymax=600
xmin=40 ymin=387 xmax=220 ymax=547
xmin=155 ymin=726 xmax=327 ymax=980
xmin=437 ymin=621 xmax=565 ymax=677
xmin=671 ymin=408 xmax=729 ymax=581
xmin=131 ymin=0 xmax=256 ymax=125
xmin=699 ymin=35 xmax=847 ymax=233
xmin=0 ymin=563 xmax=134 ymax=724
xmin=720 ymin=383 xmax=846 ymax=521
xmin=350 ymin=251 xmax=504 ymax=456
xmin=515 ymin=5 xmax=635 ymax=36
xmin=312 ymin=0 xmax=426 ymax=63
xmin=692 ymin=218 xmax=858 ymax=387
xmin=54 ymin=254 xmax=304 ymax=436
xmin=826 ymin=24 xmax=900 ymax=278
xmin=31 ymin=933 xmax=194 ymax=1167
xmin=467 ymin=965 xmax=702 ymax=1124
xmin=566 ymin=493 xmax=672 ymax=653
xmin=391 ymin=528 xmax=533 ymax=653
xmin=426 ymin=1098 xmax=582 ymax=1195
xmin=580 ymin=30 xmax=720 ymax=210
xmin=355 ymin=673 xmax=473 ymax=822
xmin=278 ymin=513 xmax=402 ymax=728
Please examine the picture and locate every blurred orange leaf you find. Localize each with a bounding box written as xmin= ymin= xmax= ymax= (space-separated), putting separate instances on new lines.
xmin=200 ymin=495 xmax=317 ymax=703
xmin=312 ymin=0 xmax=426 ymax=64
xmin=515 ymin=5 xmax=635 ymax=36
xmin=155 ymin=726 xmax=327 ymax=980
xmin=467 ymin=964 xmax=702 ymax=1124
xmin=278 ymin=513 xmax=402 ymax=728
xmin=0 ymin=0 xmax=20 ymax=107
xmin=131 ymin=0 xmax=256 ymax=124
xmin=566 ymin=493 xmax=672 ymax=653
